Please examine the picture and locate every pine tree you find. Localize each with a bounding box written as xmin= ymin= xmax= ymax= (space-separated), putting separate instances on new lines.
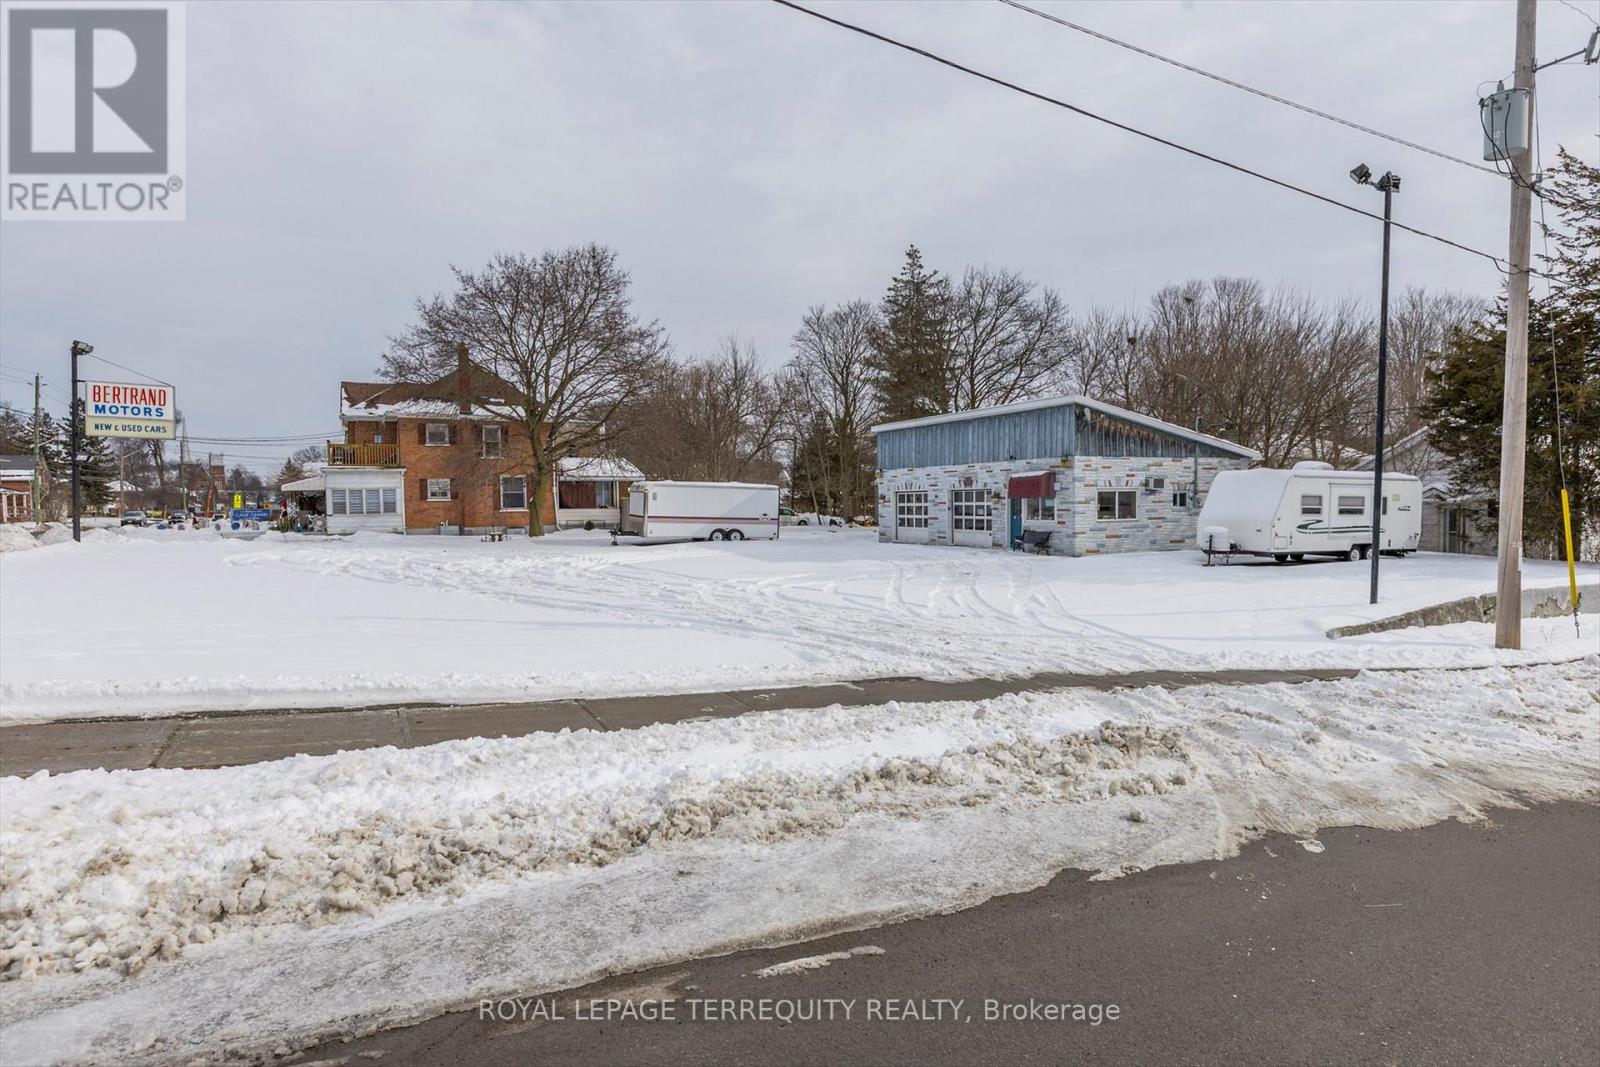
xmin=56 ymin=400 xmax=117 ymax=511
xmin=274 ymin=457 xmax=306 ymax=488
xmin=0 ymin=403 xmax=29 ymax=454
xmin=1422 ymin=147 xmax=1598 ymax=561
xmin=869 ymin=245 xmax=954 ymax=421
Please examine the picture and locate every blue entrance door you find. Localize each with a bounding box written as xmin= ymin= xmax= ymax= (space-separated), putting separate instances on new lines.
xmin=1009 ymin=499 xmax=1024 ymax=547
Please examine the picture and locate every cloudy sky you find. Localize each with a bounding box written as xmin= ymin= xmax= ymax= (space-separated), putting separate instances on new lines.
xmin=2 ymin=0 xmax=1597 ymax=473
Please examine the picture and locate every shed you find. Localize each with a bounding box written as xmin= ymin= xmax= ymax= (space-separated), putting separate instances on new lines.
xmin=873 ymin=395 xmax=1258 ymax=556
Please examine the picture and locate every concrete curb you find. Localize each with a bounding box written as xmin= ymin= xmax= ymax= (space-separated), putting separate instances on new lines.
xmin=1327 ymin=582 xmax=1597 ymax=638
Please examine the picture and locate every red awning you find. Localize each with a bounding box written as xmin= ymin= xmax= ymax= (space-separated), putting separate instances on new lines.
xmin=1008 ymin=471 xmax=1056 ymax=498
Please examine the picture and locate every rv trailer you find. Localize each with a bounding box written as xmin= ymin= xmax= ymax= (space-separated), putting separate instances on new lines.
xmin=625 ymin=481 xmax=781 ymax=542
xmin=1197 ymin=462 xmax=1421 ymax=563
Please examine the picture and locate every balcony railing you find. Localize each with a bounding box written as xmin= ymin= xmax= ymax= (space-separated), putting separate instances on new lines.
xmin=326 ymin=441 xmax=399 ymax=467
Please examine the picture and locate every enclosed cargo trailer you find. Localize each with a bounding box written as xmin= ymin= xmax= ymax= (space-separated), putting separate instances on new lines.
xmin=625 ymin=481 xmax=781 ymax=541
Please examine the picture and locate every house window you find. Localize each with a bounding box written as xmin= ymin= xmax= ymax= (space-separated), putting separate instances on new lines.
xmin=1171 ymin=489 xmax=1189 ymax=509
xmin=499 ymin=475 xmax=527 ymax=510
xmin=1300 ymin=494 xmax=1323 ymax=517
xmin=1097 ymin=490 xmax=1136 ymax=521
xmin=481 ymin=425 xmax=503 ymax=459
xmin=348 ymin=489 xmax=366 ymax=515
xmin=330 ymin=489 xmax=347 ymax=515
xmin=373 ymin=433 xmax=384 ymax=444
xmin=425 ymin=423 xmax=450 ymax=446
xmin=426 ymin=478 xmax=451 ymax=501
xmin=381 ymin=488 xmax=397 ymax=514
xmin=1337 ymin=495 xmax=1365 ymax=516
xmin=595 ymin=480 xmax=616 ymax=508
xmin=365 ymin=489 xmax=382 ymax=514
xmin=1022 ymin=496 xmax=1056 ymax=522
xmin=895 ymin=491 xmax=928 ymax=529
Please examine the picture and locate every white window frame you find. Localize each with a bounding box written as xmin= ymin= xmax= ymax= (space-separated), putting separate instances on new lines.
xmin=1022 ymin=496 xmax=1056 ymax=522
xmin=425 ymin=422 xmax=450 ymax=447
xmin=348 ymin=489 xmax=366 ymax=515
xmin=381 ymin=488 xmax=397 ymax=514
xmin=1337 ymin=495 xmax=1365 ymax=516
xmin=426 ymin=478 xmax=452 ymax=501
xmin=895 ymin=490 xmax=929 ymax=529
xmin=595 ymin=480 xmax=616 ymax=508
xmin=950 ymin=488 xmax=992 ymax=532
xmin=499 ymin=475 xmax=528 ymax=511
xmin=481 ymin=425 xmax=503 ymax=459
xmin=1171 ymin=489 xmax=1190 ymax=509
xmin=1300 ymin=493 xmax=1323 ymax=517
xmin=329 ymin=488 xmax=347 ymax=514
xmin=1097 ymin=489 xmax=1137 ymax=521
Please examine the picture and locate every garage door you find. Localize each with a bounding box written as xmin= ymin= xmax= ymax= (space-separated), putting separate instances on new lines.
xmin=950 ymin=488 xmax=992 ymax=548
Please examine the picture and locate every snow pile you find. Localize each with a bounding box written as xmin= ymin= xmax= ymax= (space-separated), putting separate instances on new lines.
xmin=2 ymin=530 xmax=1593 ymax=720
xmin=1 ymin=661 xmax=1597 ymax=1065
xmin=755 ymin=945 xmax=884 ymax=978
xmin=0 ymin=526 xmax=40 ymax=554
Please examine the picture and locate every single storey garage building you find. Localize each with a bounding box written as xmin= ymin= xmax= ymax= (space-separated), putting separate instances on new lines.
xmin=874 ymin=396 xmax=1259 ymax=555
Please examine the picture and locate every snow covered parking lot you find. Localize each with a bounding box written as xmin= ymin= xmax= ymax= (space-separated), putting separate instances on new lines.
xmin=0 ymin=526 xmax=1591 ymax=720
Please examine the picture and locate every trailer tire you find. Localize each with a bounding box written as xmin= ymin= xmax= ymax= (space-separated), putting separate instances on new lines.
xmin=1273 ymin=553 xmax=1289 ymax=563
xmin=708 ymin=529 xmax=727 ymax=542
xmin=727 ymin=529 xmax=745 ymax=541
xmin=1289 ymin=553 xmax=1305 ymax=562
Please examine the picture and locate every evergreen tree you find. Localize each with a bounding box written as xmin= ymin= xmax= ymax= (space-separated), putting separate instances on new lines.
xmin=0 ymin=403 xmax=29 ymax=454
xmin=56 ymin=400 xmax=117 ymax=511
xmin=273 ymin=457 xmax=306 ymax=488
xmin=869 ymin=245 xmax=953 ymax=421
xmin=1422 ymin=147 xmax=1598 ymax=561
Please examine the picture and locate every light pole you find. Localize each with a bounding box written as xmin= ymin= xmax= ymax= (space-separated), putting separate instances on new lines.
xmin=1349 ymin=164 xmax=1399 ymax=605
xmin=69 ymin=340 xmax=94 ymax=543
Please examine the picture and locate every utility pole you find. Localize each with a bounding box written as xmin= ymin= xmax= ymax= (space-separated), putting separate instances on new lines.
xmin=68 ymin=340 xmax=91 ymax=543
xmin=1495 ymin=0 xmax=1536 ymax=649
xmin=1370 ymin=174 xmax=1395 ymax=606
xmin=31 ymin=374 xmax=42 ymax=525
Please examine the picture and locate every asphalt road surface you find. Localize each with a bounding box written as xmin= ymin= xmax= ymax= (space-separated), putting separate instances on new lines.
xmin=297 ymin=802 xmax=1600 ymax=1066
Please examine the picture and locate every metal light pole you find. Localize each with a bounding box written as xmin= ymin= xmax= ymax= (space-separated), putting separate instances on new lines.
xmin=1349 ymin=165 xmax=1399 ymax=605
xmin=69 ymin=340 xmax=93 ymax=543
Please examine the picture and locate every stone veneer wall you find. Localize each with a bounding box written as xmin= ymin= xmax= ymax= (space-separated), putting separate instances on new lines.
xmin=876 ymin=455 xmax=1253 ymax=556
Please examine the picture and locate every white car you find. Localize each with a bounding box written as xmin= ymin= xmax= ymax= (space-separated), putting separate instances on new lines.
xmin=779 ymin=507 xmax=844 ymax=527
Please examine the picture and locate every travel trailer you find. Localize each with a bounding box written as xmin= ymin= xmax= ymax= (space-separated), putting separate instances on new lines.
xmin=1196 ymin=463 xmax=1421 ymax=562
xmin=625 ymin=481 xmax=781 ymax=541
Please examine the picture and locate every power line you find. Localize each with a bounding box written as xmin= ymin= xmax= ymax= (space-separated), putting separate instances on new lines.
xmin=772 ymin=0 xmax=1600 ymax=298
xmin=79 ymin=351 xmax=174 ymax=387
xmin=1554 ymin=0 xmax=1598 ymax=29
xmin=996 ymin=0 xmax=1502 ymax=177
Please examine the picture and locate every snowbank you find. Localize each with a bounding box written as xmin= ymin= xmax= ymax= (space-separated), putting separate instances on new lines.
xmin=0 ymin=526 xmax=40 ymax=554
xmin=1 ymin=660 xmax=1596 ymax=1063
xmin=1 ymin=529 xmax=1592 ymax=720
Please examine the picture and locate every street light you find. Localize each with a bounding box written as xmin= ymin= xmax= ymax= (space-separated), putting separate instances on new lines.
xmin=69 ymin=341 xmax=93 ymax=543
xmin=1349 ymin=165 xmax=1399 ymax=605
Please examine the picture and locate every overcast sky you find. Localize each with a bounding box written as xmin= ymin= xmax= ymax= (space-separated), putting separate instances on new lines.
xmin=2 ymin=0 xmax=1597 ymax=472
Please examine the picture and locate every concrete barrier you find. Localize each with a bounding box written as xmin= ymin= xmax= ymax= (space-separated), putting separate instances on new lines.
xmin=1327 ymin=583 xmax=1597 ymax=639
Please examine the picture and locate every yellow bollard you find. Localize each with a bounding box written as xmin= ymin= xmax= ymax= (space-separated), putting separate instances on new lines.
xmin=1560 ymin=488 xmax=1580 ymax=632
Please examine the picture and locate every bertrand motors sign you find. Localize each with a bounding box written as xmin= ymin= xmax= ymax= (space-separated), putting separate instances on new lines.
xmin=86 ymin=379 xmax=174 ymax=438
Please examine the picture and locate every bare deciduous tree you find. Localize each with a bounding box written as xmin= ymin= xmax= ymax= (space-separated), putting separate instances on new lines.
xmin=385 ymin=246 xmax=668 ymax=535
xmin=787 ymin=300 xmax=879 ymax=518
xmin=945 ymin=266 xmax=1072 ymax=410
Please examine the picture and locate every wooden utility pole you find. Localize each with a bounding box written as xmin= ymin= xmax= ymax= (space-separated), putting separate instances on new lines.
xmin=1495 ymin=0 xmax=1536 ymax=650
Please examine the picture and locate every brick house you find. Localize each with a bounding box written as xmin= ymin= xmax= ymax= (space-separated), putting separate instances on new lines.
xmin=0 ymin=455 xmax=37 ymax=524
xmin=285 ymin=349 xmax=642 ymax=535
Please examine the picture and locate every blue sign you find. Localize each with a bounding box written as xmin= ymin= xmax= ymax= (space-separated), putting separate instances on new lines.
xmin=231 ymin=509 xmax=270 ymax=521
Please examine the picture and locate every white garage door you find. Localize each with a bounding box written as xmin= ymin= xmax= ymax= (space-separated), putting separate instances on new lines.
xmin=950 ymin=489 xmax=992 ymax=548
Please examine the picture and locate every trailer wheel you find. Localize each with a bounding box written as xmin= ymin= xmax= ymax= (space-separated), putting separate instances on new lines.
xmin=708 ymin=529 xmax=727 ymax=542
xmin=1344 ymin=545 xmax=1362 ymax=562
xmin=1273 ymin=553 xmax=1289 ymax=563
xmin=727 ymin=529 xmax=745 ymax=541
xmin=1289 ymin=553 xmax=1305 ymax=562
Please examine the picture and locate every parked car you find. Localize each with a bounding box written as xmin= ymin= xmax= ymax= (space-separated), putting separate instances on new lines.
xmin=168 ymin=510 xmax=190 ymax=525
xmin=119 ymin=511 xmax=147 ymax=527
xmin=780 ymin=507 xmax=844 ymax=527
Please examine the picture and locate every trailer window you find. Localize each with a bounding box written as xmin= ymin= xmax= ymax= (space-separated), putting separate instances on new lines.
xmin=1097 ymin=490 xmax=1136 ymax=521
xmin=895 ymin=491 xmax=929 ymax=529
xmin=1337 ymin=495 xmax=1364 ymax=515
xmin=1300 ymin=494 xmax=1323 ymax=516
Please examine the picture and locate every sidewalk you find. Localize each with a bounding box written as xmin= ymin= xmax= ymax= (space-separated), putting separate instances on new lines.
xmin=0 ymin=667 xmax=1368 ymax=777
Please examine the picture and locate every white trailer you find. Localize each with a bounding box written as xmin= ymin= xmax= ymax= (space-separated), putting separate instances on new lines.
xmin=1197 ymin=462 xmax=1421 ymax=562
xmin=625 ymin=481 xmax=781 ymax=541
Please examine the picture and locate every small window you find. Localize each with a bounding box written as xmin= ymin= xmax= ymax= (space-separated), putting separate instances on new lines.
xmin=381 ymin=488 xmax=397 ymax=514
xmin=330 ymin=489 xmax=347 ymax=515
xmin=365 ymin=489 xmax=381 ymax=514
xmin=426 ymin=478 xmax=451 ymax=501
xmin=1337 ymin=495 xmax=1365 ymax=516
xmin=895 ymin=491 xmax=929 ymax=529
xmin=425 ymin=423 xmax=450 ymax=446
xmin=595 ymin=480 xmax=616 ymax=508
xmin=1023 ymin=496 xmax=1056 ymax=522
xmin=373 ymin=433 xmax=384 ymax=444
xmin=1097 ymin=489 xmax=1136 ymax=521
xmin=1300 ymin=494 xmax=1323 ymax=517
xmin=1171 ymin=489 xmax=1189 ymax=509
xmin=499 ymin=475 xmax=527 ymax=510
xmin=481 ymin=425 xmax=503 ymax=459
xmin=348 ymin=489 xmax=366 ymax=515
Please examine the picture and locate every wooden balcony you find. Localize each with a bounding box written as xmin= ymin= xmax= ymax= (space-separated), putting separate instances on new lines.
xmin=326 ymin=441 xmax=399 ymax=467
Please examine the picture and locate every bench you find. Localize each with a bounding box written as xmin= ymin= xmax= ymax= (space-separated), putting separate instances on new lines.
xmin=1017 ymin=528 xmax=1054 ymax=553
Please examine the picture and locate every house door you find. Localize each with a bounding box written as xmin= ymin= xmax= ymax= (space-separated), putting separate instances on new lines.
xmin=950 ymin=488 xmax=992 ymax=548
xmin=1009 ymin=499 xmax=1023 ymax=547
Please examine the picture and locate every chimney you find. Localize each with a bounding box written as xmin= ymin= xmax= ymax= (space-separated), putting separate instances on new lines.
xmin=456 ymin=343 xmax=471 ymax=415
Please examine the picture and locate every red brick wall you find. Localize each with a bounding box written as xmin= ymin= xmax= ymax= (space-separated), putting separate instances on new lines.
xmin=343 ymin=421 xmax=394 ymax=446
xmin=392 ymin=417 xmax=556 ymax=530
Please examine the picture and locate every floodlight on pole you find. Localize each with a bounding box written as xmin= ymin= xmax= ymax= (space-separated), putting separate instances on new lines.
xmin=1349 ymin=165 xmax=1400 ymax=604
